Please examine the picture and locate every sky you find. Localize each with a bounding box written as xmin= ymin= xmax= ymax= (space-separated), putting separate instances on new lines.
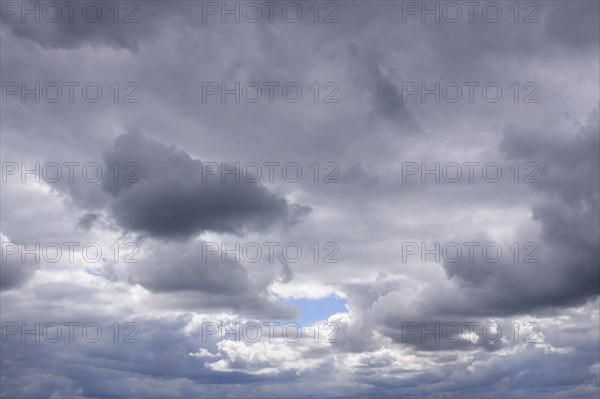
xmin=0 ymin=0 xmax=599 ymax=397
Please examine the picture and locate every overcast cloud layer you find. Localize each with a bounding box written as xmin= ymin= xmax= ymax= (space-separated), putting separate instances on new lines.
xmin=1 ymin=1 xmax=599 ymax=398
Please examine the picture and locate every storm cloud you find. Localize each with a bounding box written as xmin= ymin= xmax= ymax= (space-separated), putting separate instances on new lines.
xmin=101 ymin=130 xmax=310 ymax=239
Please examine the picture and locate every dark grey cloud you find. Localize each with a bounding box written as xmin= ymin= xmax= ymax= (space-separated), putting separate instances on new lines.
xmin=0 ymin=314 xmax=268 ymax=398
xmin=0 ymin=257 xmax=36 ymax=291
xmin=544 ymin=1 xmax=600 ymax=47
xmin=101 ymin=130 xmax=310 ymax=239
xmin=0 ymin=0 xmax=169 ymax=50
xmin=114 ymin=238 xmax=299 ymax=319
xmin=0 ymin=235 xmax=39 ymax=291
xmin=346 ymin=45 xmax=420 ymax=131
xmin=475 ymin=110 xmax=600 ymax=311
xmin=76 ymin=212 xmax=99 ymax=231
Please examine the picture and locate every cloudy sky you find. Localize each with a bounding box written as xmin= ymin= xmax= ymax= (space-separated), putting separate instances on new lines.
xmin=1 ymin=0 xmax=599 ymax=397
